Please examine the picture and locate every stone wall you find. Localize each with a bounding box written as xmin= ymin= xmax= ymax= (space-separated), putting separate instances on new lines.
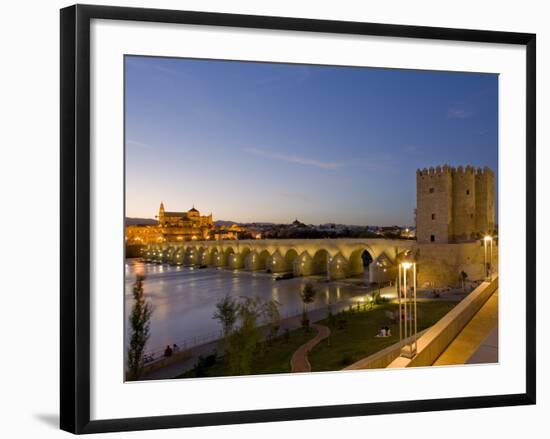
xmin=416 ymin=241 xmax=497 ymax=287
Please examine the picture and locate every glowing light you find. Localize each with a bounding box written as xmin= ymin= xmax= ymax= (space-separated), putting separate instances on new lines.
xmin=484 ymin=235 xmax=493 ymax=242
xmin=401 ymin=262 xmax=412 ymax=270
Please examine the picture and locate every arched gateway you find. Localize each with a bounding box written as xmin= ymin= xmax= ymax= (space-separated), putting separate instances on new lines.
xmin=141 ymin=238 xmax=414 ymax=283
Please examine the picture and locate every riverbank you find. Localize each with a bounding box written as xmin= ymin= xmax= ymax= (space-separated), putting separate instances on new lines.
xmin=126 ymin=259 xmax=375 ymax=363
xmin=172 ymin=300 xmax=457 ymax=379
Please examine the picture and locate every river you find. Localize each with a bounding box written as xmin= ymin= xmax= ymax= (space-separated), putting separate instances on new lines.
xmin=125 ymin=259 xmax=370 ymax=355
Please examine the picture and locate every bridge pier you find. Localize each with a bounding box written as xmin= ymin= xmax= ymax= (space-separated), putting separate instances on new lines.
xmin=198 ymin=248 xmax=211 ymax=266
xmin=183 ymin=248 xmax=198 ymax=266
xmin=293 ymin=252 xmax=314 ymax=276
xmin=228 ymin=253 xmax=245 ymax=269
xmin=244 ymin=251 xmax=268 ymax=271
xmin=213 ymin=252 xmax=228 ymax=267
xmin=173 ymin=248 xmax=184 ymax=265
xmin=327 ymin=253 xmax=351 ymax=280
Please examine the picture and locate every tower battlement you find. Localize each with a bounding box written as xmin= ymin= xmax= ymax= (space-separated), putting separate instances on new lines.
xmin=416 ymin=164 xmax=495 ymax=244
xmin=417 ymin=164 xmax=453 ymax=177
xmin=417 ymin=164 xmax=493 ymax=177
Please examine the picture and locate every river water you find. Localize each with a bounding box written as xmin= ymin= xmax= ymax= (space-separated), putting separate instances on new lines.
xmin=125 ymin=259 xmax=369 ymax=355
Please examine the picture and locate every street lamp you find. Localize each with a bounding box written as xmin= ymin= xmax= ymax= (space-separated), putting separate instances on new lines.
xmin=398 ymin=260 xmax=417 ymax=359
xmin=483 ymin=235 xmax=493 ymax=279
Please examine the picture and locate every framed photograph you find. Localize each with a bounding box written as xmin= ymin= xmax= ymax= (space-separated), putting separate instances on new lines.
xmin=60 ymin=4 xmax=536 ymax=434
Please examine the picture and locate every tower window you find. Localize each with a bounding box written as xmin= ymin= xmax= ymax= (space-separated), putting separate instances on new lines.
xmin=429 ymin=187 xmax=434 ymax=193
xmin=466 ymin=189 xmax=470 ymax=195
xmin=470 ymin=213 xmax=474 ymax=219
xmin=431 ymin=213 xmax=436 ymax=220
xmin=430 ymin=235 xmax=435 ymax=242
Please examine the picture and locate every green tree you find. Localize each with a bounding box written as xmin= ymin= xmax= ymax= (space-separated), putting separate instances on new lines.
xmin=226 ymin=297 xmax=262 ymax=375
xmin=127 ymin=274 xmax=153 ymax=381
xmin=262 ymin=299 xmax=282 ymax=343
xmin=300 ymin=282 xmax=317 ymax=331
xmin=213 ymin=295 xmax=239 ymax=338
xmin=219 ymin=297 xmax=281 ymax=375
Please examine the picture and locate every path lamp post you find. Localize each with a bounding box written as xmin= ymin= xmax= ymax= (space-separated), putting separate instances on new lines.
xmin=483 ymin=235 xmax=493 ymax=279
xmin=398 ymin=260 xmax=417 ymax=359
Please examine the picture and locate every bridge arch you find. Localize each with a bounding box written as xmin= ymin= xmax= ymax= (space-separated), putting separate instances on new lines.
xmin=312 ymin=249 xmax=330 ymax=275
xmin=349 ymin=247 xmax=375 ymax=278
xmin=284 ymin=249 xmax=299 ymax=270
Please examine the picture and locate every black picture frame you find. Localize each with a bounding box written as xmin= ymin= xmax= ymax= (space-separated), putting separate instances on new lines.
xmin=60 ymin=4 xmax=536 ymax=434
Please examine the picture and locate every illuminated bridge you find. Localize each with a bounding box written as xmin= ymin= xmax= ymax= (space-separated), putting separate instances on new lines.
xmin=141 ymin=239 xmax=415 ymax=282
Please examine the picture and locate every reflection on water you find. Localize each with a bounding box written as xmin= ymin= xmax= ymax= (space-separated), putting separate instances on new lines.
xmin=125 ymin=259 xmax=367 ymax=352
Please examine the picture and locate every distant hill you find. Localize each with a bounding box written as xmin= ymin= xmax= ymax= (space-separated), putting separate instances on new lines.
xmin=214 ymin=220 xmax=237 ymax=227
xmin=126 ymin=217 xmax=158 ymax=226
xmin=215 ymin=220 xmax=278 ymax=227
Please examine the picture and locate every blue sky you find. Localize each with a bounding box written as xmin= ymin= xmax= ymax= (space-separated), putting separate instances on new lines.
xmin=125 ymin=56 xmax=498 ymax=226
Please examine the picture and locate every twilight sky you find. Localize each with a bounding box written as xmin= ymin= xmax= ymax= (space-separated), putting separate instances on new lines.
xmin=125 ymin=56 xmax=498 ymax=226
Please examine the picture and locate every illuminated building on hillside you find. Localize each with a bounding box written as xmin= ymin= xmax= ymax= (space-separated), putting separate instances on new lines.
xmin=125 ymin=203 xmax=249 ymax=252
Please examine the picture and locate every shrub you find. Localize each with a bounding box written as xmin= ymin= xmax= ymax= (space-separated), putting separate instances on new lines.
xmin=341 ymin=354 xmax=354 ymax=366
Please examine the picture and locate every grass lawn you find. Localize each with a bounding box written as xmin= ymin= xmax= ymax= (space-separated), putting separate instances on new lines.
xmin=177 ymin=328 xmax=313 ymax=378
xmin=177 ymin=300 xmax=456 ymax=378
xmin=308 ymin=301 xmax=457 ymax=372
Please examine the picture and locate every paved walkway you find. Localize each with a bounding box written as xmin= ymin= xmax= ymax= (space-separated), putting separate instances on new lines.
xmin=467 ymin=325 xmax=498 ymax=364
xmin=290 ymin=324 xmax=331 ymax=373
xmin=433 ymin=289 xmax=498 ymax=366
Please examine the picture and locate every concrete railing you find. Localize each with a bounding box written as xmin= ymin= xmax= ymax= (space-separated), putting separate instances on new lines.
xmin=387 ymin=275 xmax=498 ymax=368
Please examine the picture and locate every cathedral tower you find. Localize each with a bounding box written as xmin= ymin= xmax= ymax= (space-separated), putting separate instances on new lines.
xmin=158 ymin=201 xmax=165 ymax=226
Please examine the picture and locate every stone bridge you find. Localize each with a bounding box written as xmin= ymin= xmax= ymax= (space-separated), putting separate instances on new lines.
xmin=142 ymin=239 xmax=415 ymax=282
